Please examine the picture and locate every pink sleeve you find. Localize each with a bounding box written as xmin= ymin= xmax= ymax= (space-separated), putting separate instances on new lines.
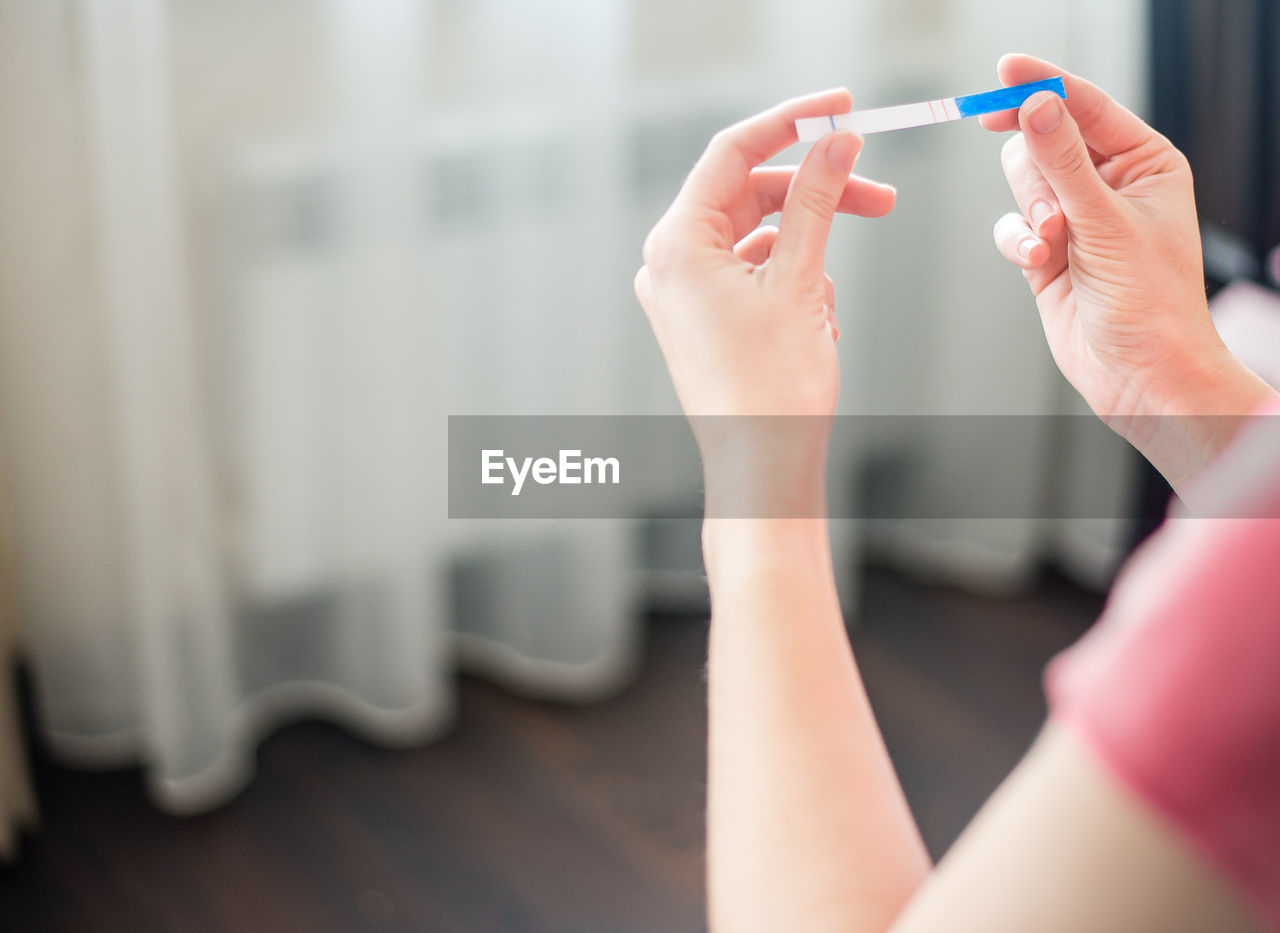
xmin=1046 ymin=402 xmax=1280 ymax=930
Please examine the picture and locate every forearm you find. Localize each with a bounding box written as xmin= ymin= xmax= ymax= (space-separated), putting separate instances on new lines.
xmin=1115 ymin=338 xmax=1275 ymax=501
xmin=703 ymin=516 xmax=930 ymax=933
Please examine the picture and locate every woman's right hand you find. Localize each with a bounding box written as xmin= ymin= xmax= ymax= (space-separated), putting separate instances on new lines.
xmin=982 ymin=53 xmax=1273 ymax=491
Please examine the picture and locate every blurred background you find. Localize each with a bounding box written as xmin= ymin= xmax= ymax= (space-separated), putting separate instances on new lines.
xmin=0 ymin=1 xmax=1277 ymax=930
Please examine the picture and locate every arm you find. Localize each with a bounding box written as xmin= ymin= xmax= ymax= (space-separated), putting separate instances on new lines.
xmin=980 ymin=54 xmax=1276 ymax=496
xmin=892 ymin=491 xmax=1280 ymax=933
xmin=635 ymin=93 xmax=929 ymax=931
xmin=889 ymin=723 xmax=1262 ymax=933
xmin=704 ymin=513 xmax=928 ymax=932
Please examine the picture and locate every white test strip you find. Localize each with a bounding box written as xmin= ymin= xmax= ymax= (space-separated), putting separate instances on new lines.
xmin=795 ymin=76 xmax=1068 ymax=141
xmin=796 ymin=98 xmax=960 ymax=140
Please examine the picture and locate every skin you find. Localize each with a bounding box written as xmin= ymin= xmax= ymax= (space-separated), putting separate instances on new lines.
xmin=634 ymin=55 xmax=1275 ymax=932
xmin=978 ymin=54 xmax=1273 ymax=496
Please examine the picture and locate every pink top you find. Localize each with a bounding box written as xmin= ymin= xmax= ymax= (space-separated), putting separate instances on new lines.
xmin=1046 ymin=400 xmax=1280 ymax=930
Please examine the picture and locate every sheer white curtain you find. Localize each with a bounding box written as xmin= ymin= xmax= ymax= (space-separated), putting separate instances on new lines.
xmin=0 ymin=0 xmax=643 ymax=813
xmin=0 ymin=0 xmax=1147 ymax=816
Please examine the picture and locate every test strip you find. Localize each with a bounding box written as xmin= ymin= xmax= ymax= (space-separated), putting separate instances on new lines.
xmin=795 ymin=76 xmax=1067 ymax=141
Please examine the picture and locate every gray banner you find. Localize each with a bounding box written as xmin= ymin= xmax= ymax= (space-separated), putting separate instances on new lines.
xmin=447 ymin=414 xmax=1280 ymax=520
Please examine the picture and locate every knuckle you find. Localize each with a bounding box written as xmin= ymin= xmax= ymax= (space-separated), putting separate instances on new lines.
xmin=1048 ymin=140 xmax=1092 ymax=179
xmin=642 ymin=216 xmax=696 ymax=275
xmin=992 ymin=213 xmax=1028 ymax=255
xmin=641 ymin=224 xmax=670 ymax=268
xmin=706 ymin=127 xmax=736 ymax=160
xmin=633 ymin=265 xmax=649 ymax=302
xmin=1171 ymin=148 xmax=1192 ymax=177
xmin=790 ymin=185 xmax=835 ymax=221
xmin=641 ymin=230 xmax=659 ymax=267
xmin=994 ymin=210 xmax=1024 ymax=232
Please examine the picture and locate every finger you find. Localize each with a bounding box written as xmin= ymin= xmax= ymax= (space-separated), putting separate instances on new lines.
xmin=993 ymin=212 xmax=1067 ymax=296
xmin=982 ymin=111 xmax=1110 ymax=169
xmin=1000 ymin=133 xmax=1065 ymax=238
xmin=1017 ymin=90 xmax=1117 ymax=224
xmin=979 ymin=54 xmax=1152 ymax=159
xmin=730 ymin=167 xmax=896 ymax=242
xmin=734 ymin=225 xmax=778 ymax=265
xmin=993 ymin=212 xmax=1051 ymax=268
xmin=676 ymin=88 xmax=852 ymax=213
xmin=770 ymin=130 xmax=862 ymax=278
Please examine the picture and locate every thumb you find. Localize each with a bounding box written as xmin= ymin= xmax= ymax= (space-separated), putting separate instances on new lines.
xmin=771 ymin=130 xmax=861 ymax=278
xmin=1019 ymin=91 xmax=1116 ymax=225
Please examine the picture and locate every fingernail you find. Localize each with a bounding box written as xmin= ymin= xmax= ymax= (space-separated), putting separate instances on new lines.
xmin=827 ymin=131 xmax=858 ymax=169
xmin=1030 ymin=200 xmax=1055 ymax=234
xmin=1026 ymin=94 xmax=1062 ymax=135
xmin=1018 ymin=236 xmax=1040 ymax=260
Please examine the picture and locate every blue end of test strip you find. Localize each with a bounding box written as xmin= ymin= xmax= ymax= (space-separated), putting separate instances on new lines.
xmin=954 ymin=76 xmax=1067 ymax=118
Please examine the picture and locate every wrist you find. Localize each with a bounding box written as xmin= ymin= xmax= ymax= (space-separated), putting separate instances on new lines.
xmin=702 ymin=517 xmax=833 ymax=594
xmin=696 ymin=415 xmax=831 ymax=519
xmin=1117 ymin=336 xmax=1273 ymax=494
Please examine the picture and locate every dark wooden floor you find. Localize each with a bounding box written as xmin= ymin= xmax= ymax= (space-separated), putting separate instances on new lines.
xmin=0 ymin=566 xmax=1102 ymax=933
